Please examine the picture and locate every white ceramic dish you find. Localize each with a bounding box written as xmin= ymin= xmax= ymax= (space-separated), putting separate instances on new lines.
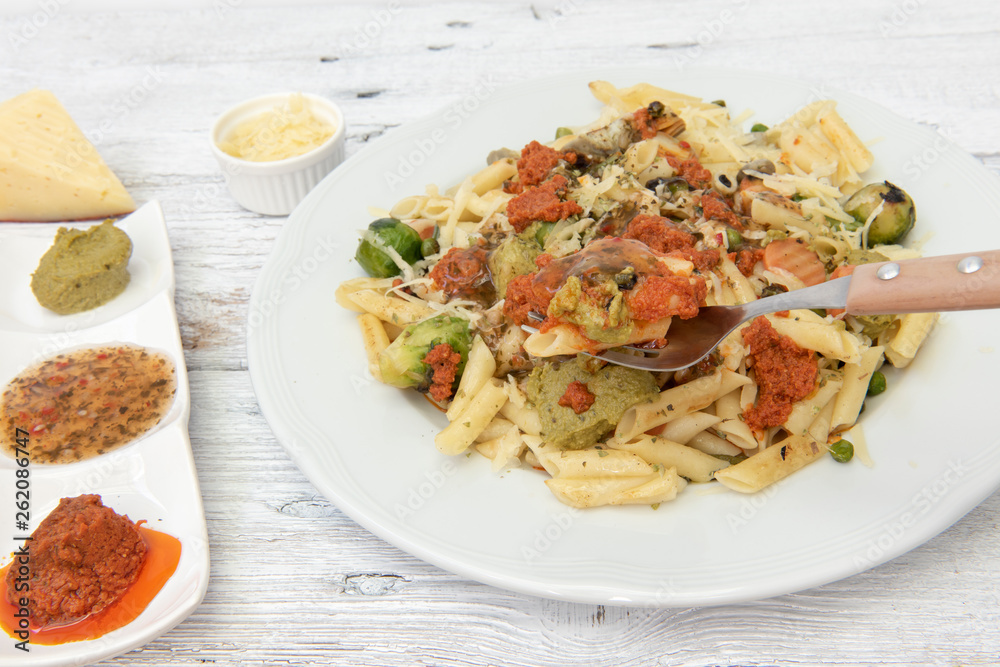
xmin=211 ymin=92 xmax=347 ymax=216
xmin=0 ymin=202 xmax=209 ymax=665
xmin=247 ymin=68 xmax=1000 ymax=606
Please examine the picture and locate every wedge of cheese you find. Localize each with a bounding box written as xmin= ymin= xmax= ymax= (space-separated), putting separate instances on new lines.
xmin=0 ymin=89 xmax=135 ymax=221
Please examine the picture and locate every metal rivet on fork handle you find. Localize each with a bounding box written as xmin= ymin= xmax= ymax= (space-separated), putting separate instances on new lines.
xmin=957 ymin=255 xmax=984 ymax=274
xmin=877 ymin=263 xmax=900 ymax=280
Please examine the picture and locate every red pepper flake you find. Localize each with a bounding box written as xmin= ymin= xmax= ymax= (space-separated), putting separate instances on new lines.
xmin=679 ymin=141 xmax=691 ymax=149
xmin=79 ymin=378 xmax=89 ymax=386
xmin=97 ymin=353 xmax=108 ymax=360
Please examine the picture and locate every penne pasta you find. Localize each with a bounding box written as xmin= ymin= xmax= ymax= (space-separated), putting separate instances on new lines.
xmin=435 ymin=380 xmax=508 ymax=455
xmin=356 ymin=314 xmax=390 ymax=382
xmin=446 ymin=336 xmax=496 ymax=421
xmin=714 ymin=433 xmax=827 ymax=493
xmin=612 ymin=435 xmax=730 ymax=484
xmin=335 ymin=80 xmax=935 ymax=510
xmin=346 ymin=289 xmax=436 ymax=327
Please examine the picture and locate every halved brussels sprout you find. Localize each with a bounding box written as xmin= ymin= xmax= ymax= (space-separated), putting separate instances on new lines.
xmin=378 ymin=315 xmax=472 ymax=391
xmin=843 ymin=182 xmax=915 ymax=247
xmin=355 ymin=218 xmax=423 ymax=278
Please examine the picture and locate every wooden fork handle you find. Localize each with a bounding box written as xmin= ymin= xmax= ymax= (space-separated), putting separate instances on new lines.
xmin=847 ymin=250 xmax=1000 ymax=316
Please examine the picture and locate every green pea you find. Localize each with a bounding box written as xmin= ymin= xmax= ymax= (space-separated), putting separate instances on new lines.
xmin=867 ymin=370 xmax=887 ymax=396
xmin=829 ymin=439 xmax=854 ymax=463
xmin=555 ymin=126 xmax=573 ymax=139
xmin=725 ymin=228 xmax=742 ymax=249
xmin=750 ymin=123 xmax=768 ymax=133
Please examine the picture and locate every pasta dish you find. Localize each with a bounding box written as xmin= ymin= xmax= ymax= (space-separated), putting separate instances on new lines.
xmin=335 ymin=81 xmax=935 ymax=509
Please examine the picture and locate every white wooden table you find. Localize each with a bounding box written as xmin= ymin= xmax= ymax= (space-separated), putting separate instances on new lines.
xmin=3 ymin=1 xmax=999 ymax=665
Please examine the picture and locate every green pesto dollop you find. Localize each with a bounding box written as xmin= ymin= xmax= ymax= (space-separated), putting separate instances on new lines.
xmin=547 ymin=276 xmax=633 ymax=346
xmin=30 ymin=219 xmax=132 ymax=315
xmin=526 ymin=357 xmax=659 ymax=450
xmin=488 ymin=235 xmax=540 ymax=299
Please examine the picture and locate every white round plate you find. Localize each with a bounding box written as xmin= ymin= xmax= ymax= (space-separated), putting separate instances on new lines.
xmin=247 ymin=68 xmax=1000 ymax=606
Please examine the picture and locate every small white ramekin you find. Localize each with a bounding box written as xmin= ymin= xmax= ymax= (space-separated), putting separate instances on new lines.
xmin=210 ymin=92 xmax=346 ymax=216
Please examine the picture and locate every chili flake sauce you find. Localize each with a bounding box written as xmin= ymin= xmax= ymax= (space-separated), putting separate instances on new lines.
xmin=0 ymin=345 xmax=176 ymax=464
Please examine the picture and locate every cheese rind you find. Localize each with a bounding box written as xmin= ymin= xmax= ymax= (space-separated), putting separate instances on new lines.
xmin=0 ymin=89 xmax=136 ymax=222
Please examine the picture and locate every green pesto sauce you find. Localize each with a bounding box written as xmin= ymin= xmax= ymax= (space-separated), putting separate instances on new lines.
xmin=526 ymin=357 xmax=659 ymax=450
xmin=30 ymin=219 xmax=132 ymax=315
xmin=547 ymin=276 xmax=633 ymax=345
xmin=488 ymin=235 xmax=540 ymax=299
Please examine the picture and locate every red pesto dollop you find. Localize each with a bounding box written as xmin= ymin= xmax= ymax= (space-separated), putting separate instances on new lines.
xmin=512 ymin=140 xmax=576 ymax=192
xmin=665 ymin=154 xmax=713 ymax=189
xmin=632 ymin=107 xmax=658 ymax=139
xmin=742 ymin=316 xmax=818 ymax=430
xmin=428 ymin=246 xmax=493 ymax=302
xmin=4 ymin=495 xmax=146 ymax=629
xmin=622 ymin=214 xmax=720 ymax=273
xmin=627 ymin=274 xmax=707 ymax=321
xmin=699 ymin=190 xmax=743 ymax=230
xmin=558 ymin=380 xmax=596 ymax=414
xmin=735 ymin=247 xmax=765 ymax=277
xmin=623 ymin=214 xmax=699 ymax=254
xmin=505 ymin=175 xmax=583 ymax=232
xmin=422 ymin=343 xmax=460 ymax=403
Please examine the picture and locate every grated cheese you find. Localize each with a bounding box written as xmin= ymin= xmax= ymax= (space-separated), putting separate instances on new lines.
xmin=219 ymin=93 xmax=334 ymax=162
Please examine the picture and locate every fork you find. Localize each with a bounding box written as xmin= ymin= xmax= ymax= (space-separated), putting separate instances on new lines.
xmin=527 ymin=250 xmax=1000 ymax=372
